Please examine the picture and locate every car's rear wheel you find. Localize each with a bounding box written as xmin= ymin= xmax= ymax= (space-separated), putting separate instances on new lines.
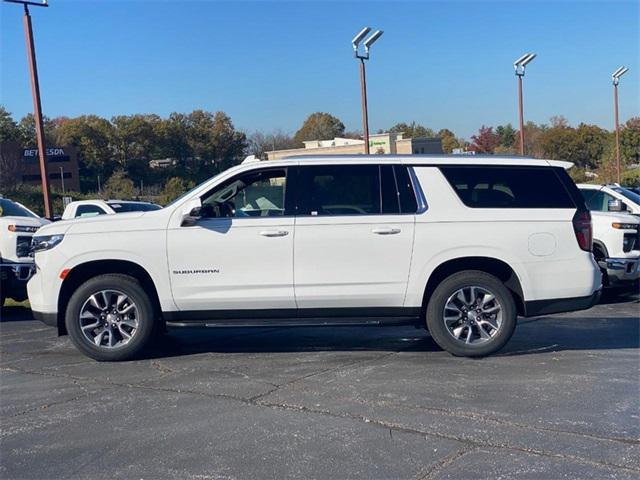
xmin=65 ymin=274 xmax=156 ymax=361
xmin=426 ymin=270 xmax=517 ymax=357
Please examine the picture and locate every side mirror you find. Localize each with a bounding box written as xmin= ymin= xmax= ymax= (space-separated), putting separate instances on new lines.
xmin=608 ymin=199 xmax=626 ymax=212
xmin=181 ymin=198 xmax=202 ymax=226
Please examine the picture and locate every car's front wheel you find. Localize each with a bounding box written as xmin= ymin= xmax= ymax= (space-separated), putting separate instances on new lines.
xmin=426 ymin=270 xmax=517 ymax=357
xmin=65 ymin=274 xmax=156 ymax=361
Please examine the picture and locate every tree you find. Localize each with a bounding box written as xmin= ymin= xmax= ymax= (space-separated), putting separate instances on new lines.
xmin=247 ymin=130 xmax=296 ymax=158
xmin=620 ymin=117 xmax=640 ymax=167
xmin=389 ymin=121 xmax=435 ymax=139
xmin=495 ymin=124 xmax=516 ymax=149
xmin=470 ymin=126 xmax=500 ymax=154
xmin=103 ymin=169 xmax=135 ymax=199
xmin=159 ymin=176 xmax=194 ymax=205
xmin=111 ymin=114 xmax=162 ymax=182
xmin=293 ymin=112 xmax=345 ymax=146
xmin=437 ymin=128 xmax=461 ymax=153
xmin=17 ymin=113 xmax=59 ymax=146
xmin=0 ymin=106 xmax=23 ymax=144
xmin=56 ymin=115 xmax=115 ymax=185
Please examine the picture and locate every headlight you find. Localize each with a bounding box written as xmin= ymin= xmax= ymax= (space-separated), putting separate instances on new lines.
xmin=611 ymin=222 xmax=638 ymax=230
xmin=8 ymin=225 xmax=39 ymax=233
xmin=31 ymin=234 xmax=64 ymax=253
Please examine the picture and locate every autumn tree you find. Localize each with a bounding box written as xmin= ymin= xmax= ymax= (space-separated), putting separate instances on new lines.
xmin=470 ymin=126 xmax=500 ymax=154
xmin=293 ymin=112 xmax=345 ymax=146
xmin=437 ymin=128 xmax=460 ymax=153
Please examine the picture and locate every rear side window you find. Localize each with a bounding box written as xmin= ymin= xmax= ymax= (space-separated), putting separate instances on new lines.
xmin=75 ymin=204 xmax=107 ymax=217
xmin=439 ymin=166 xmax=575 ymax=209
xmin=394 ymin=166 xmax=419 ymax=213
xmin=297 ymin=165 xmax=381 ymax=216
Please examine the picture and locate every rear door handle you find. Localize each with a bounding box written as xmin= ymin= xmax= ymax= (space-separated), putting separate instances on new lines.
xmin=372 ymin=227 xmax=401 ymax=235
xmin=259 ymin=230 xmax=289 ymax=237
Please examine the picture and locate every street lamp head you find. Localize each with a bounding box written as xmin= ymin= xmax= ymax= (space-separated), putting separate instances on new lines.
xmin=612 ymin=66 xmax=628 ymax=85
xmin=514 ymin=53 xmax=536 ymax=76
xmin=352 ymin=27 xmax=371 ymax=51
xmin=363 ymin=30 xmax=384 ymax=54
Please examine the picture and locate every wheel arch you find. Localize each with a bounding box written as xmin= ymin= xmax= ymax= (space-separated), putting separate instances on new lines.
xmin=57 ymin=259 xmax=162 ymax=335
xmin=421 ymin=256 xmax=526 ymax=317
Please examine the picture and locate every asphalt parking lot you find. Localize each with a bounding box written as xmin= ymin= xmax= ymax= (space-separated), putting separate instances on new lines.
xmin=1 ymin=290 xmax=639 ymax=480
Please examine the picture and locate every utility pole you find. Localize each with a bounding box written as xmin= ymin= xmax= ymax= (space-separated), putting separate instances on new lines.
xmin=513 ymin=53 xmax=536 ymax=156
xmin=352 ymin=27 xmax=383 ymax=155
xmin=612 ymin=67 xmax=628 ymax=184
xmin=5 ymin=0 xmax=52 ymax=218
xmin=59 ymin=166 xmax=65 ymax=194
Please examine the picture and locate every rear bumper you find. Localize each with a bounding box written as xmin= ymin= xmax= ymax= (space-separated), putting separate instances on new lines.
xmin=524 ymin=289 xmax=601 ymax=317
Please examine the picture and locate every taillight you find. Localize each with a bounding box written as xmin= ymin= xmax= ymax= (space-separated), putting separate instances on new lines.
xmin=573 ymin=210 xmax=592 ymax=252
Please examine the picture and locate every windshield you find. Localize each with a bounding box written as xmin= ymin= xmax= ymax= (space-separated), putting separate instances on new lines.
xmin=613 ymin=187 xmax=640 ymax=206
xmin=107 ymin=202 xmax=162 ymax=213
xmin=0 ymin=199 xmax=38 ymax=218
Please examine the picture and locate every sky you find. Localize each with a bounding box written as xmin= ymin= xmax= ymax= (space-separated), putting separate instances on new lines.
xmin=1 ymin=0 xmax=638 ymax=139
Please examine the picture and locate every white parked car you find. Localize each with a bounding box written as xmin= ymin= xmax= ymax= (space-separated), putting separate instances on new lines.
xmin=28 ymin=155 xmax=602 ymax=361
xmin=61 ymin=199 xmax=161 ymax=220
xmin=0 ymin=198 xmax=49 ymax=306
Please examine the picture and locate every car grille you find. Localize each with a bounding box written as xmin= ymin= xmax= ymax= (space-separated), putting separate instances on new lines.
xmin=16 ymin=236 xmax=32 ymax=258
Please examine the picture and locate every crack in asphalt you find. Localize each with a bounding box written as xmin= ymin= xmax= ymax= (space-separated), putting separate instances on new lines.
xmin=415 ymin=447 xmax=476 ymax=480
xmin=2 ymin=362 xmax=638 ymax=475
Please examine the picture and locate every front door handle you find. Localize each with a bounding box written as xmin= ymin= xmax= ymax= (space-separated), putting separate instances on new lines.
xmin=259 ymin=230 xmax=289 ymax=237
xmin=372 ymin=227 xmax=401 ymax=235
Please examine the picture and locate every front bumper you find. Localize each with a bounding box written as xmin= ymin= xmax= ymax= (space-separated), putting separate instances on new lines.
xmin=0 ymin=262 xmax=35 ymax=301
xmin=603 ymin=257 xmax=640 ymax=284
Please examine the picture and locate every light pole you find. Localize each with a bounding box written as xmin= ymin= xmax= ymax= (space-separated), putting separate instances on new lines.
xmin=513 ymin=53 xmax=536 ymax=156
xmin=59 ymin=166 xmax=65 ymax=194
xmin=352 ymin=27 xmax=383 ymax=154
xmin=4 ymin=0 xmax=52 ymax=218
xmin=612 ymin=66 xmax=628 ymax=184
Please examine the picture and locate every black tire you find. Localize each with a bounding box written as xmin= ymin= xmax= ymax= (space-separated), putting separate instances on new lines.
xmin=65 ymin=274 xmax=156 ymax=361
xmin=426 ymin=270 xmax=517 ymax=357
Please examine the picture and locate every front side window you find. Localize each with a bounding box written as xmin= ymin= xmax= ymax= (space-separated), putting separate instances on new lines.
xmin=580 ymin=189 xmax=614 ymax=212
xmin=201 ymin=168 xmax=287 ymax=218
xmin=440 ymin=166 xmax=575 ymax=209
xmin=75 ymin=204 xmax=107 ymax=217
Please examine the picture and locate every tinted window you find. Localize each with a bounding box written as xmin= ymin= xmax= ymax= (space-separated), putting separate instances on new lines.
xmin=580 ymin=189 xmax=615 ymax=211
xmin=394 ymin=166 xmax=419 ymax=213
xmin=0 ymin=199 xmax=37 ymax=218
xmin=298 ymin=165 xmax=381 ymax=216
xmin=440 ymin=166 xmax=575 ymax=209
xmin=108 ymin=202 xmax=161 ymax=213
xmin=202 ymin=168 xmax=287 ymax=217
xmin=381 ymin=165 xmax=399 ymax=214
xmin=75 ymin=204 xmax=107 ymax=217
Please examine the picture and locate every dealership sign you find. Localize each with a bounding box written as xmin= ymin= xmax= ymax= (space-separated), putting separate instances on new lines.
xmin=23 ymin=148 xmax=66 ymax=157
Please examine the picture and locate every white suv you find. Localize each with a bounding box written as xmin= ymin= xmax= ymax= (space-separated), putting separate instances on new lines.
xmin=28 ymin=156 xmax=602 ymax=361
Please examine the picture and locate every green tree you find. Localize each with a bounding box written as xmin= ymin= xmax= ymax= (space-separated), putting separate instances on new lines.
xmin=0 ymin=106 xmax=23 ymax=144
xmin=495 ymin=124 xmax=516 ymax=149
xmin=620 ymin=117 xmax=640 ymax=167
xmin=293 ymin=112 xmax=345 ymax=146
xmin=17 ymin=113 xmax=59 ymax=146
xmin=111 ymin=114 xmax=162 ymax=182
xmin=56 ymin=115 xmax=115 ymax=186
xmin=159 ymin=176 xmax=195 ymax=205
xmin=103 ymin=169 xmax=135 ymax=199
xmin=389 ymin=121 xmax=435 ymax=138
